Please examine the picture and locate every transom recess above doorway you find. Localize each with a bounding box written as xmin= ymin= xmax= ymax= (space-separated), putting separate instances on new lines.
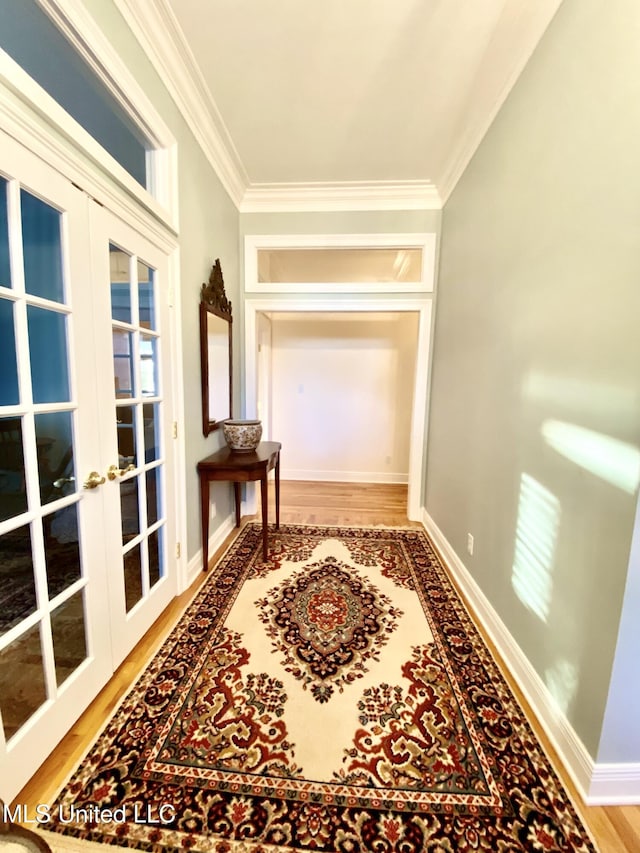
xmin=244 ymin=233 xmax=436 ymax=293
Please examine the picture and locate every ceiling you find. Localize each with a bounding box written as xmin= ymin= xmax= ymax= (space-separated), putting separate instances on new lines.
xmin=122 ymin=0 xmax=563 ymax=210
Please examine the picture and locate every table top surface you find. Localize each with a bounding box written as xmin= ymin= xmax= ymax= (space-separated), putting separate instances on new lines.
xmin=197 ymin=440 xmax=281 ymax=472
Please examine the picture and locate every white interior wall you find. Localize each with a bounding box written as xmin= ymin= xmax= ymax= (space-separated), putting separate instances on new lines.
xmin=268 ymin=312 xmax=418 ymax=482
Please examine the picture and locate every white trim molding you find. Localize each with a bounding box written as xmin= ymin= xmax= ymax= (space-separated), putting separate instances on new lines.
xmin=422 ymin=510 xmax=640 ymax=805
xmin=241 ymin=181 xmax=441 ymax=213
xmin=110 ymin=2 xmax=443 ymax=213
xmin=281 ymin=469 xmax=409 ymax=485
xmin=587 ymin=764 xmax=640 ymax=805
xmin=103 ymin=0 xmax=564 ymax=213
xmin=244 ymin=233 xmax=437 ymax=295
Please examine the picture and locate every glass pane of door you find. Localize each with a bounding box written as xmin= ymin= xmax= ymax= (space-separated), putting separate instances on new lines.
xmin=51 ymin=589 xmax=87 ymax=688
xmin=0 ymin=300 xmax=19 ymax=405
xmin=0 ymin=524 xmax=35 ymax=634
xmin=35 ymin=410 xmax=75 ymax=504
xmin=21 ymin=188 xmax=64 ymax=301
xmin=0 ymin=622 xmax=47 ymax=740
xmin=0 ymin=417 xmax=27 ymax=521
xmin=0 ymin=176 xmax=10 ymax=286
xmin=27 ymin=305 xmax=70 ymax=402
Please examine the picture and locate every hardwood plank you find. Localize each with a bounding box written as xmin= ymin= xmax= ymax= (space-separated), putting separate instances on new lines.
xmin=12 ymin=482 xmax=640 ymax=851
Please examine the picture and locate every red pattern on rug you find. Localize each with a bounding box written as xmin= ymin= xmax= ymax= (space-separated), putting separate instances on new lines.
xmin=45 ymin=524 xmax=597 ymax=852
xmin=337 ymin=644 xmax=486 ymax=793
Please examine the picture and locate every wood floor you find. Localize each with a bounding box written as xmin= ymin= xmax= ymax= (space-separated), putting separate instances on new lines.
xmin=13 ymin=482 xmax=640 ymax=851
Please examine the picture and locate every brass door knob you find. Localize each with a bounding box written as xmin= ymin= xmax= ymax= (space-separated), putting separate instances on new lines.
xmin=107 ymin=463 xmax=136 ymax=480
xmin=83 ymin=471 xmax=106 ymax=490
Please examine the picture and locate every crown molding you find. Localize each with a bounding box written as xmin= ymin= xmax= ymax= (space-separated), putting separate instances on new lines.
xmin=240 ymin=181 xmax=442 ymax=213
xmin=438 ymin=0 xmax=564 ymax=203
xmin=112 ymin=2 xmax=441 ymax=214
xmin=113 ymin=0 xmax=249 ymax=208
xmin=114 ymin=0 xmax=560 ymax=214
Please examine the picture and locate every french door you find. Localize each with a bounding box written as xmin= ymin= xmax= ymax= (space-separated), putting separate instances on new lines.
xmin=0 ymin=130 xmax=177 ymax=800
xmin=89 ymin=205 xmax=176 ymax=667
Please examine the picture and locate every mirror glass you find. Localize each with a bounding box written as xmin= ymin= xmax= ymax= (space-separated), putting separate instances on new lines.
xmin=199 ymin=260 xmax=232 ymax=436
xmin=206 ymin=310 xmax=231 ymax=424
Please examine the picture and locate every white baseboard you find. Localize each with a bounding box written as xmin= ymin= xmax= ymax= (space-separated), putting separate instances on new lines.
xmin=587 ymin=763 xmax=640 ymax=805
xmin=185 ymin=514 xmax=236 ymax=588
xmin=282 ymin=468 xmax=408 ymax=484
xmin=421 ymin=509 xmax=631 ymax=804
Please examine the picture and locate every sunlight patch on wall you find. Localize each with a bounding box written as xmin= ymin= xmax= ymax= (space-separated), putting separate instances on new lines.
xmin=511 ymin=474 xmax=561 ymax=622
xmin=545 ymin=658 xmax=579 ymax=716
xmin=542 ymin=420 xmax=640 ymax=494
xmin=523 ymin=372 xmax=640 ymax=424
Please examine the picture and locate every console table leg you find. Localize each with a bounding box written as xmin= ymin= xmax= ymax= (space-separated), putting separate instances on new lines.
xmin=261 ymin=474 xmax=268 ymax=560
xmin=234 ymin=482 xmax=241 ymax=526
xmin=275 ymin=452 xmax=280 ymax=530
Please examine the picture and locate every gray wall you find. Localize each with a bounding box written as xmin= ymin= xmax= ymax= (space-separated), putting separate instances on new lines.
xmin=83 ymin=0 xmax=240 ymax=562
xmin=240 ymin=209 xmax=440 ymax=236
xmin=427 ymin=0 xmax=640 ymax=759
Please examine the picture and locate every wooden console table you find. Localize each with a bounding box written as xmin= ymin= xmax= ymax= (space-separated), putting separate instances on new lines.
xmin=197 ymin=441 xmax=281 ymax=569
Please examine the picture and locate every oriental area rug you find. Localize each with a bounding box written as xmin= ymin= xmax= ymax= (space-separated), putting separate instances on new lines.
xmin=42 ymin=523 xmax=597 ymax=852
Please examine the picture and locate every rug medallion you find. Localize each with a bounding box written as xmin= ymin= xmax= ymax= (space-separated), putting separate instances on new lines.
xmin=255 ymin=556 xmax=403 ymax=702
xmin=42 ymin=524 xmax=597 ymax=852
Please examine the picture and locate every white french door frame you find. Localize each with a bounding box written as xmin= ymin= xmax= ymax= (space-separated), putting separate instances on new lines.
xmin=0 ymin=47 xmax=186 ymax=800
xmin=244 ymin=296 xmax=433 ymax=521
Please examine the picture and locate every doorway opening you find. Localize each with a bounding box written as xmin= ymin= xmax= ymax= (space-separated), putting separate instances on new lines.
xmin=244 ymin=298 xmax=432 ymax=520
